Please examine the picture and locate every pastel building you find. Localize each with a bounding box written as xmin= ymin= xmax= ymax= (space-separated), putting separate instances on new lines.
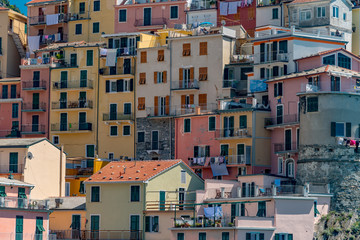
xmin=85 ymin=160 xmax=204 ymax=240
xmin=186 ymin=0 xmax=217 ymax=27
xmin=0 ymin=177 xmax=51 ymax=239
xmin=352 ymin=6 xmax=360 ymax=55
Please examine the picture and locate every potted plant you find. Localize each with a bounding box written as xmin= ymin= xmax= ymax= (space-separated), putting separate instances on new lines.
xmin=228 ymin=222 xmax=234 ymax=227
xmin=210 ymin=0 xmax=216 ymax=7
xmin=195 ymin=223 xmax=202 ymax=227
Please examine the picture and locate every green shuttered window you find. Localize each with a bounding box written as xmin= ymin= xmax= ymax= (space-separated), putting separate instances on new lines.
xmin=131 ymin=186 xmax=140 ymax=202
xmin=91 ymin=186 xmax=100 ymax=202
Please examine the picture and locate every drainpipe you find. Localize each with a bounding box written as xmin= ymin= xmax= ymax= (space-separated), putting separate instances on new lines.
xmin=169 ymin=39 xmax=173 ymax=159
xmin=47 ymin=66 xmax=51 ymax=139
xmin=96 ymin=46 xmax=100 ymax=156
xmin=133 ymin=54 xmax=136 ymax=160
xmin=59 ymin=145 xmax=63 ymax=197
xmin=142 ymin=182 xmax=147 ymax=240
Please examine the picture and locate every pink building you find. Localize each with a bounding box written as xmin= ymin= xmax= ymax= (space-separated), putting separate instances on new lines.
xmin=0 ymin=78 xmax=21 ymax=139
xmin=170 ymin=176 xmax=331 ymax=240
xmin=114 ymin=0 xmax=187 ymax=33
xmin=0 ymin=177 xmax=50 ymax=239
xmin=20 ymin=60 xmax=51 ymax=138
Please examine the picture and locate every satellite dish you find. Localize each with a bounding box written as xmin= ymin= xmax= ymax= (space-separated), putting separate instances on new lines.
xmin=221 ymin=20 xmax=226 ymax=26
xmin=27 ymin=152 xmax=33 ymax=160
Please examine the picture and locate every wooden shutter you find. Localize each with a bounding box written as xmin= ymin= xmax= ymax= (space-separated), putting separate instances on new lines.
xmin=106 ymin=80 xmax=110 ymax=92
xmin=139 ymin=73 xmax=146 ymax=85
xmin=141 ymin=51 xmax=147 ymax=63
xmin=199 ymin=94 xmax=207 ymax=108
xmin=183 ymin=43 xmax=190 ymax=56
xmin=158 ymin=50 xmax=164 ymax=61
xmin=346 ymin=122 xmax=351 ymax=137
xmin=189 ymin=94 xmax=194 ymax=105
xmin=190 ymin=67 xmax=194 ymax=80
xmin=331 ymin=122 xmax=336 ymax=137
xmin=165 ymin=96 xmax=170 ymax=115
xmin=163 ymin=71 xmax=167 ymax=83
xmin=181 ymin=95 xmax=186 ymax=107
xmin=205 ymin=145 xmax=210 ymax=157
xmin=179 ymin=68 xmax=183 ymax=87
xmin=199 ymin=67 xmax=208 ymax=81
xmin=200 ymin=42 xmax=207 ymax=55
xmin=194 ymin=146 xmax=199 ymax=157
xmin=130 ymin=79 xmax=133 ymax=91
xmin=138 ymin=97 xmax=145 ymax=110
xmin=154 ymin=96 xmax=158 ymax=116
xmin=154 ymin=72 xmax=158 ymax=84
xmin=117 ymin=79 xmax=124 ymax=92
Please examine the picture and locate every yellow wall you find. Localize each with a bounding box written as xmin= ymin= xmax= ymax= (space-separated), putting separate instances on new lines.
xmin=352 ymin=8 xmax=360 ymax=55
xmin=50 ymin=210 xmax=87 ymax=231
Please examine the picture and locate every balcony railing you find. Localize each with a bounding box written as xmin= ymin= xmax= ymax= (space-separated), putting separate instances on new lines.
xmin=103 ymin=113 xmax=134 ymax=121
xmin=223 ymin=79 xmax=247 ymax=89
xmin=0 ymin=164 xmax=24 ymax=174
xmin=134 ymin=18 xmax=167 ymax=27
xmin=274 ymin=142 xmax=298 ymax=153
xmin=21 ymin=124 xmax=46 ymax=134
xmin=215 ymin=128 xmax=252 ymax=139
xmin=0 ymin=94 xmax=20 ymax=100
xmin=0 ymin=130 xmax=21 ymax=138
xmin=264 ymin=114 xmax=299 ymax=127
xmin=53 ymin=80 xmax=93 ymax=89
xmin=52 ymin=100 xmax=93 ymax=110
xmin=40 ymin=34 xmax=68 ymax=45
xmin=66 ymin=159 xmax=95 ymax=176
xmin=137 ymin=141 xmax=166 ymax=151
xmin=99 ymin=66 xmax=135 ymax=76
xmin=0 ymin=197 xmax=50 ymax=210
xmin=50 ymin=230 xmax=142 ymax=240
xmin=101 ymin=47 xmax=137 ymax=57
xmin=172 ymin=104 xmax=217 ymax=116
xmin=171 ymin=79 xmax=199 ymax=90
xmin=51 ymin=123 xmax=92 ymax=132
xmin=52 ymin=59 xmax=78 ymax=68
xmin=22 ymin=57 xmax=56 ymax=66
xmin=29 ymin=13 xmax=70 ymax=25
xmin=22 ymin=102 xmax=47 ymax=112
xmin=146 ymin=200 xmax=195 ymax=211
xmin=188 ymin=2 xmax=217 ymax=10
xmin=146 ymin=106 xmax=171 ymax=117
xmin=22 ymin=80 xmax=47 ymax=90
xmin=257 ymin=51 xmax=289 ymax=64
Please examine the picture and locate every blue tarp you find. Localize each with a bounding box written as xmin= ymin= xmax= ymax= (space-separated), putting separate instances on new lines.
xmin=250 ymin=79 xmax=267 ymax=92
xmin=210 ymin=163 xmax=229 ymax=177
xmin=204 ymin=206 xmax=223 ymax=218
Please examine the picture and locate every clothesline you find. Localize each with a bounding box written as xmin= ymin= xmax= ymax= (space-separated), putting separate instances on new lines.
xmin=220 ymin=0 xmax=253 ymax=16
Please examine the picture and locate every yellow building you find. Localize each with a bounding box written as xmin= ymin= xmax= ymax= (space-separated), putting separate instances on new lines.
xmin=0 ymin=7 xmax=27 ymax=78
xmin=68 ymin=0 xmax=115 ymax=43
xmin=217 ymin=99 xmax=271 ymax=175
xmin=352 ymin=7 xmax=360 ymax=55
xmin=84 ymin=160 xmax=204 ymax=240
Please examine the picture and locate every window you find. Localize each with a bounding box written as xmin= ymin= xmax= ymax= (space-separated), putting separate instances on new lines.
xmin=343 ymin=13 xmax=346 ymax=21
xmin=317 ymin=6 xmax=326 ymax=17
xmin=107 ymin=153 xmax=114 ymax=160
xmin=274 ymin=82 xmax=283 ymax=97
xmin=279 ymin=40 xmax=288 ymax=54
xmin=10 ymin=85 xmax=16 ymax=98
xmin=79 ymin=181 xmax=85 ymax=194
xmin=194 ymin=146 xmax=210 ymax=158
xmin=138 ymin=132 xmax=145 ymax=142
xmin=140 ymin=51 xmax=147 ymax=63
xmin=154 ymin=71 xmax=167 ymax=83
xmin=239 ymin=115 xmax=247 ymax=129
xmin=170 ymin=6 xmax=178 ymax=19
xmin=158 ymin=50 xmax=164 ymax=61
xmin=199 ymin=67 xmax=208 ymax=81
xmin=276 ymin=105 xmax=283 ymax=124
xmin=12 ymin=103 xmax=18 ymax=118
xmin=184 ymin=119 xmax=191 ymax=133
xmin=331 ymin=122 xmax=351 ymax=137
xmin=307 ymin=96 xmax=318 ymax=112
xmin=110 ymin=126 xmax=118 ymax=136
xmin=53 ymin=136 xmax=59 ymax=144
xmin=86 ymin=50 xmax=93 ymax=66
xmin=181 ymin=170 xmax=186 ymax=184
xmin=131 ymin=186 xmax=140 ymax=202
xmin=139 ymin=73 xmax=146 ymax=84
xmin=274 ymin=233 xmax=293 ymax=240
xmin=123 ymin=125 xmax=131 ymax=136
xmin=91 ymin=215 xmax=100 ymax=236
xmin=145 ymin=216 xmax=159 ymax=232
xmin=222 ymin=232 xmax=230 ymax=240
xmin=246 ymin=233 xmax=264 ymax=240
xmin=2 ymin=85 xmax=8 ymax=99
xmin=300 ymin=10 xmax=311 ymax=21
xmin=151 ymin=131 xmax=159 ymax=150
xmin=119 ymin=9 xmax=127 ymax=22
xmin=138 ymin=97 xmax=145 ymax=110
xmin=70 ymin=53 xmax=77 ymax=67
xmin=182 ymin=43 xmax=191 ymax=56
xmin=199 ymin=232 xmax=206 ymax=240
xmin=278 ymin=157 xmax=283 ymax=174
xmin=209 ymin=116 xmax=216 ymax=131
xmin=331 ymin=76 xmax=340 ymax=91
xmin=16 ymin=216 xmax=23 ymax=238
xmin=130 ymin=215 xmax=140 ymax=232
xmin=272 ymin=8 xmax=279 ymax=19
xmin=93 ymin=0 xmax=100 ymax=11
xmin=65 ymin=182 xmax=70 ymax=196
xmin=199 ymin=42 xmax=207 ymax=55
xmin=93 ymin=22 xmax=99 ymax=33
xmin=333 ymin=6 xmax=339 ymax=18
xmin=75 ymin=24 xmax=82 ymax=35
xmin=35 ymin=217 xmax=44 ymax=238
xmin=338 ymin=53 xmax=351 ymax=69
xmin=91 ymin=186 xmax=100 ymax=202
xmin=124 ymin=103 xmax=132 ymax=114
xmin=86 ymin=145 xmax=95 ymax=158
xmin=177 ymin=233 xmax=184 ymax=240
xmin=79 ymin=2 xmax=85 ymax=14
xmin=323 ymin=54 xmax=335 ymax=65
xmin=9 ymin=152 xmax=18 ymax=173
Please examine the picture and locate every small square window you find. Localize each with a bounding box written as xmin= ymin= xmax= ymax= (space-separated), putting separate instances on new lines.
xmin=138 ymin=132 xmax=145 ymax=143
xmin=108 ymin=153 xmax=114 ymax=160
xmin=272 ymin=8 xmax=279 ymax=19
xmin=110 ymin=126 xmax=118 ymax=136
xmin=93 ymin=22 xmax=99 ymax=33
xmin=170 ymin=6 xmax=178 ymax=19
xmin=53 ymin=136 xmax=59 ymax=144
xmin=75 ymin=24 xmax=82 ymax=35
xmin=119 ymin=9 xmax=127 ymax=22
xmin=123 ymin=125 xmax=131 ymax=136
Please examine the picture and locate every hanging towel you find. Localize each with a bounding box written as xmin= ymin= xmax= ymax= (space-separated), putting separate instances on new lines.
xmin=46 ymin=14 xmax=59 ymax=25
xmin=106 ymin=49 xmax=117 ymax=67
xmin=28 ymin=36 xmax=40 ymax=54
xmin=337 ymin=137 xmax=344 ymax=145
xmin=199 ymin=157 xmax=205 ymax=165
xmin=228 ymin=2 xmax=238 ymax=15
xmin=220 ymin=2 xmax=228 ymax=15
xmin=204 ymin=157 xmax=211 ymax=167
xmin=100 ymin=48 xmax=108 ymax=56
xmin=350 ymin=140 xmax=356 ymax=146
xmin=210 ymin=162 xmax=229 ymax=176
xmin=204 ymin=206 xmax=223 ymax=218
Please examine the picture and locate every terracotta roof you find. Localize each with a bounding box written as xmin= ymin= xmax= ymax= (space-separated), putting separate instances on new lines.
xmin=26 ymin=0 xmax=66 ymax=5
xmin=295 ymin=48 xmax=360 ymax=61
xmin=289 ymin=0 xmax=324 ymax=4
xmin=0 ymin=7 xmax=8 ymax=10
xmin=35 ymin=41 xmax=106 ymax=52
xmin=85 ymin=160 xmax=183 ymax=183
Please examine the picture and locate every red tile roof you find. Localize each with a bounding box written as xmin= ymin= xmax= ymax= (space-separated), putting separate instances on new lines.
xmin=85 ymin=160 xmax=183 ymax=183
xmin=26 ymin=0 xmax=65 ymax=5
xmin=0 ymin=7 xmax=8 ymax=10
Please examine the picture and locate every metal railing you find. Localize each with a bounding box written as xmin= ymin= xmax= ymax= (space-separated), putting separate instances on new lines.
xmin=0 ymin=130 xmax=21 ymax=138
xmin=66 ymin=159 xmax=95 ymax=176
xmin=274 ymin=142 xmax=298 ymax=153
xmin=52 ymin=100 xmax=93 ymax=110
xmin=188 ymin=2 xmax=217 ymax=10
xmin=22 ymin=80 xmax=47 ymax=90
xmin=231 ymin=54 xmax=254 ymax=63
xmin=101 ymin=47 xmax=137 ymax=57
xmin=51 ymin=123 xmax=92 ymax=132
xmin=0 ymin=164 xmax=23 ymax=174
xmin=0 ymin=233 xmax=50 ymax=240
xmin=135 ymin=18 xmax=166 ymax=27
xmin=22 ymin=102 xmax=47 ymax=111
xmin=53 ymin=80 xmax=93 ymax=89
xmin=264 ymin=114 xmax=299 ymax=127
xmin=21 ymin=124 xmax=46 ymax=134
xmin=300 ymin=83 xmax=321 ymax=93
xmin=50 ymin=230 xmax=142 ymax=240
xmin=146 ymin=106 xmax=171 ymax=117
xmin=223 ymin=79 xmax=247 ymax=89
xmin=257 ymin=50 xmax=289 ymax=64
xmin=22 ymin=57 xmax=56 ymax=66
xmin=0 ymin=196 xmax=49 ymax=210
xmin=100 ymin=66 xmax=135 ymax=76
xmin=172 ymin=103 xmax=217 ymax=116
xmin=146 ymin=200 xmax=195 ymax=211
xmin=29 ymin=13 xmax=70 ymax=25
xmin=52 ymin=59 xmax=78 ymax=68
xmin=215 ymin=128 xmax=252 ymax=139
xmin=0 ymin=94 xmax=20 ymax=99
xmin=103 ymin=112 xmax=134 ymax=121
xmin=171 ymin=79 xmax=199 ymax=90
xmin=137 ymin=141 xmax=166 ymax=151
xmin=40 ymin=33 xmax=68 ymax=45
xmin=174 ymin=215 xmax=233 ymax=228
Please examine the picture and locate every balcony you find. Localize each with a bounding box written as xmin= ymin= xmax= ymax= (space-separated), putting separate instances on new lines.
xmin=172 ymin=104 xmax=217 ymax=116
xmin=51 ymin=123 xmax=92 ymax=132
xmin=188 ymin=1 xmax=217 ymax=11
xmin=171 ymin=79 xmax=199 ymax=90
xmin=52 ymin=80 xmax=93 ymax=90
xmin=146 ymin=200 xmax=195 ymax=211
xmin=101 ymin=47 xmax=137 ymax=57
xmin=257 ymin=0 xmax=288 ymax=7
xmin=0 ymin=130 xmax=21 ymax=138
xmin=21 ymin=124 xmax=46 ymax=134
xmin=50 ymin=230 xmax=142 ymax=240
xmin=0 ymin=197 xmax=50 ymax=210
xmin=52 ymin=59 xmax=78 ymax=68
xmin=0 ymin=94 xmax=20 ymax=100
xmin=66 ymin=159 xmax=95 ymax=177
xmin=222 ymin=79 xmax=246 ymax=89
xmin=52 ymin=101 xmax=93 ymax=110
xmin=146 ymin=106 xmax=171 ymax=118
xmin=99 ymin=66 xmax=135 ymax=76
xmin=256 ymin=51 xmax=289 ymax=64
xmin=22 ymin=80 xmax=47 ymax=90
xmin=264 ymin=114 xmax=299 ymax=128
xmin=29 ymin=13 xmax=70 ymax=25
xmin=215 ymin=128 xmax=252 ymax=139
xmin=21 ymin=102 xmax=47 ymax=112
xmin=0 ymin=164 xmax=23 ymax=174
xmin=274 ymin=142 xmax=298 ymax=154
xmin=21 ymin=57 xmax=56 ymax=67
xmin=103 ymin=113 xmax=134 ymax=121
xmin=40 ymin=33 xmax=68 ymax=45
xmin=135 ymin=18 xmax=167 ymax=27
xmin=137 ymin=141 xmax=166 ymax=153
xmin=230 ymin=54 xmax=254 ymax=63
xmin=68 ymin=12 xmax=90 ymax=21
xmin=189 ymin=155 xmax=249 ymax=166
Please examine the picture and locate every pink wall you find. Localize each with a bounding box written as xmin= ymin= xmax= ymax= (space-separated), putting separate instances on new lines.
xmin=115 ymin=1 xmax=187 ymax=33
xmin=0 ymin=82 xmax=21 ymax=137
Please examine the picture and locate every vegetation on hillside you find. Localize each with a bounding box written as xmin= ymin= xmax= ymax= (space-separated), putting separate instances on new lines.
xmin=0 ymin=0 xmax=21 ymax=13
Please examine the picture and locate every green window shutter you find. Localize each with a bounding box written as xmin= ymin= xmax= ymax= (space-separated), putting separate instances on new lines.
xmin=240 ymin=115 xmax=247 ymax=128
xmin=72 ymin=215 xmax=81 ymax=230
xmin=208 ymin=116 xmax=215 ymax=131
xmin=106 ymin=80 xmax=110 ymax=93
xmin=246 ymin=233 xmax=251 ymax=240
xmin=0 ymin=186 xmax=6 ymax=197
xmin=237 ymin=144 xmax=244 ymax=155
xmin=86 ymin=50 xmax=93 ymax=66
xmin=177 ymin=233 xmax=184 ymax=240
xmin=222 ymin=232 xmax=229 ymax=240
xmin=91 ymin=186 xmax=99 ymax=202
xmin=91 ymin=215 xmax=100 ymax=231
xmin=205 ymin=146 xmax=210 ymax=157
xmin=275 ymin=234 xmax=280 ymax=240
xmin=10 ymin=152 xmax=18 ymax=173
xmin=346 ymin=122 xmax=351 ymax=137
xmin=130 ymin=215 xmax=139 ymax=231
xmin=131 ymin=186 xmax=140 ymax=202
xmin=288 ymin=234 xmax=293 ymax=240
xmin=274 ymin=83 xmax=278 ymax=97
xmin=259 ymin=233 xmax=264 ymax=240
xmin=240 ymin=203 xmax=245 ymax=216
xmin=36 ymin=217 xmax=44 ymax=233
xmin=194 ymin=146 xmax=199 ymax=158
xmin=184 ymin=119 xmax=190 ymax=132
xmin=16 ymin=216 xmax=23 ymax=237
xmin=331 ymin=122 xmax=336 ymax=137
xmin=153 ymin=216 xmax=159 ymax=232
xmin=145 ymin=216 xmax=150 ymax=232
xmin=93 ymin=22 xmax=99 ymax=33
xmin=199 ymin=232 xmax=206 ymax=240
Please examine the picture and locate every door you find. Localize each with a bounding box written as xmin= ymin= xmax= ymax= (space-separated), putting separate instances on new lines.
xmin=35 ymin=217 xmax=44 ymax=240
xmin=80 ymin=70 xmax=87 ymax=88
xmin=223 ymin=116 xmax=234 ymax=137
xmin=32 ymin=93 xmax=39 ymax=110
xmin=71 ymin=215 xmax=81 ymax=238
xmin=70 ymin=54 xmax=77 ymax=67
xmin=143 ymin=8 xmax=151 ymax=26
xmin=110 ymin=104 xmax=117 ymax=120
xmin=33 ymin=71 xmax=40 ymax=88
xmin=151 ymin=131 xmax=159 ymax=150
xmin=60 ymin=92 xmax=67 ymax=109
xmin=90 ymin=215 xmax=100 ymax=240
xmin=60 ymin=71 xmax=68 ymax=88
xmin=79 ymin=112 xmax=86 ymax=130
xmin=11 ymin=85 xmax=17 ymax=98
xmin=237 ymin=144 xmax=245 ymax=164
xmin=18 ymin=187 xmax=26 ymax=209
xmin=60 ymin=113 xmax=67 ymax=131
xmin=79 ymin=92 xmax=86 ymax=108
xmin=16 ymin=216 xmax=23 ymax=240
xmin=276 ymin=105 xmax=283 ymax=124
xmin=220 ymin=145 xmax=229 ymax=157
xmin=32 ymin=115 xmax=39 ymax=132
xmin=130 ymin=215 xmax=140 ymax=239
xmin=128 ymin=37 xmax=136 ymax=55
xmin=124 ymin=59 xmax=131 ymax=74
xmin=38 ymin=8 xmax=44 ymax=23
xmin=179 ymin=188 xmax=185 ymax=210
xmin=285 ymin=129 xmax=292 ymax=151
xmin=159 ymin=97 xmax=165 ymax=116
xmin=159 ymin=191 xmax=165 ymax=211
xmin=183 ymin=69 xmax=190 ymax=88
xmin=9 ymin=152 xmax=18 ymax=173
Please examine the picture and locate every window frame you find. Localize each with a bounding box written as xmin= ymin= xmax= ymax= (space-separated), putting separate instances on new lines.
xmin=170 ymin=5 xmax=179 ymax=20
xmin=52 ymin=135 xmax=59 ymax=145
xmin=90 ymin=186 xmax=100 ymax=202
xmin=92 ymin=22 xmax=100 ymax=33
xmin=181 ymin=170 xmax=186 ymax=184
xmin=137 ymin=131 xmax=145 ymax=143
xmin=110 ymin=125 xmax=118 ymax=137
xmin=119 ymin=9 xmax=127 ymax=22
xmin=123 ymin=125 xmax=131 ymax=136
xmin=75 ymin=24 xmax=82 ymax=35
xmin=278 ymin=157 xmax=283 ymax=174
xmin=86 ymin=144 xmax=95 ymax=158
xmin=93 ymin=0 xmax=100 ymax=12
xmin=317 ymin=6 xmax=326 ymax=18
xmin=307 ymin=96 xmax=318 ymax=112
xmin=332 ymin=6 xmax=339 ymax=18
xmin=335 ymin=122 xmax=345 ymax=137
xmin=272 ymin=8 xmax=279 ymax=19
xmin=184 ymin=118 xmax=191 ymax=133
xmin=208 ymin=116 xmax=216 ymax=132
xmin=130 ymin=185 xmax=140 ymax=202
xmin=300 ymin=9 xmax=312 ymax=21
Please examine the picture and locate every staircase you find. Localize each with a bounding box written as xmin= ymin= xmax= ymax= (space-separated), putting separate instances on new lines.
xmin=8 ymin=30 xmax=26 ymax=58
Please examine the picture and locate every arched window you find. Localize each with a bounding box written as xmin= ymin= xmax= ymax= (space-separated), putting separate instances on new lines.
xmin=286 ymin=159 xmax=295 ymax=177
